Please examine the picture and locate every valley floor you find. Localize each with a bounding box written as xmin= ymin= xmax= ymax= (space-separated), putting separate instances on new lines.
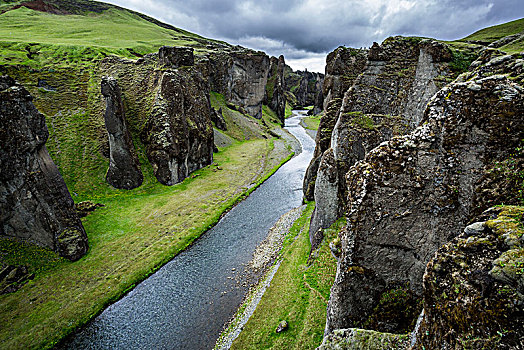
xmin=0 ymin=135 xmax=294 ymax=350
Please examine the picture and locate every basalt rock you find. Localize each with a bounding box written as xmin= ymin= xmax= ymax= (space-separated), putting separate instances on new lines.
xmin=317 ymin=328 xmax=408 ymax=350
xmin=265 ymin=55 xmax=286 ymax=124
xmin=143 ymin=69 xmax=214 ymax=185
xmin=412 ymin=206 xmax=524 ymax=349
xmin=158 ymin=46 xmax=194 ymax=68
xmin=303 ymin=47 xmax=368 ymax=201
xmin=308 ymin=38 xmax=456 ymax=247
xmin=0 ymin=76 xmax=88 ymax=261
xmin=208 ymin=50 xmax=270 ymax=119
xmin=101 ymin=76 xmax=143 ymax=189
xmin=325 ymin=56 xmax=524 ymax=335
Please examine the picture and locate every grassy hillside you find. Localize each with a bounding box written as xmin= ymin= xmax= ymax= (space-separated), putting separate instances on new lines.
xmin=462 ymin=17 xmax=524 ymax=44
xmin=0 ymin=0 xmax=227 ymax=67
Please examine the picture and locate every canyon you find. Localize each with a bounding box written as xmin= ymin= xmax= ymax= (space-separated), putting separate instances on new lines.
xmin=0 ymin=1 xmax=523 ymax=349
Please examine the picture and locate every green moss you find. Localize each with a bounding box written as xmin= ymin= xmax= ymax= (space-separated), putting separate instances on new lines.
xmin=363 ymin=285 xmax=422 ymax=334
xmin=448 ymin=49 xmax=478 ymax=73
xmin=347 ymin=111 xmax=376 ymax=130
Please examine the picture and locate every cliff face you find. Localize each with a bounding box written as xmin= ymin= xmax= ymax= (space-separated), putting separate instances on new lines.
xmin=143 ymin=69 xmax=213 ymax=186
xmin=0 ymin=76 xmax=88 ymax=261
xmin=99 ymin=47 xmax=214 ymax=186
xmin=307 ymin=38 xmax=456 ymax=249
xmin=325 ymin=53 xmax=524 ymax=336
xmin=285 ymin=67 xmax=324 ymax=113
xmin=101 ymin=76 xmax=143 ymax=189
xmin=265 ymin=55 xmax=286 ymax=125
xmin=303 ymin=47 xmax=368 ymax=202
xmin=207 ymin=51 xmax=270 ymax=119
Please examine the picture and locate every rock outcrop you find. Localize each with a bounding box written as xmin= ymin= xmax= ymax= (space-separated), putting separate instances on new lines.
xmin=285 ymin=67 xmax=324 ymax=113
xmin=317 ymin=328 xmax=408 ymax=350
xmin=211 ymin=107 xmax=227 ymax=131
xmin=412 ymin=206 xmax=524 ymax=349
xmin=208 ymin=51 xmax=270 ymax=119
xmin=0 ymin=76 xmax=88 ymax=261
xmin=143 ymin=69 xmax=214 ymax=185
xmin=158 ymin=46 xmax=195 ymax=68
xmin=307 ymin=38 xmax=456 ymax=249
xmin=325 ymin=54 xmax=524 ymax=335
xmin=101 ymin=76 xmax=143 ymax=189
xmin=303 ymin=47 xmax=368 ymax=201
xmin=265 ymin=55 xmax=286 ymax=124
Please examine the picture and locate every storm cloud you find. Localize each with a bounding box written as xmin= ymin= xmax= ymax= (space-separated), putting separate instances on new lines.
xmin=106 ymin=0 xmax=524 ymax=72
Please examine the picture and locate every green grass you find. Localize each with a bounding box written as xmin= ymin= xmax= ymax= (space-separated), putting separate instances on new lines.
xmin=302 ymin=114 xmax=321 ymax=131
xmin=0 ymin=5 xmax=222 ymax=67
xmin=0 ymin=136 xmax=294 ymax=350
xmin=230 ymin=205 xmax=344 ymax=350
xmin=462 ymin=17 xmax=524 ymax=44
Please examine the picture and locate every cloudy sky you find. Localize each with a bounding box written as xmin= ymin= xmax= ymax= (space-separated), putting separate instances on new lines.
xmin=106 ymin=0 xmax=524 ymax=72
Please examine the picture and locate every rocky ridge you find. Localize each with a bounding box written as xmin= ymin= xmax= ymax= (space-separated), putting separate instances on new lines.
xmin=307 ymin=37 xmax=458 ymax=249
xmin=318 ymin=48 xmax=524 ymax=348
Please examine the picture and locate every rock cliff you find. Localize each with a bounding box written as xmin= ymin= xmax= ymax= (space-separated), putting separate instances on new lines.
xmin=207 ymin=50 xmax=271 ymax=119
xmin=101 ymin=76 xmax=143 ymax=189
xmin=325 ymin=53 xmax=524 ymax=336
xmin=143 ymin=68 xmax=214 ymax=185
xmin=303 ymin=47 xmax=368 ymax=202
xmin=284 ymin=67 xmax=324 ymax=113
xmin=412 ymin=206 xmax=524 ymax=349
xmin=265 ymin=55 xmax=286 ymax=125
xmin=307 ymin=38 xmax=458 ymax=249
xmin=0 ymin=76 xmax=88 ymax=261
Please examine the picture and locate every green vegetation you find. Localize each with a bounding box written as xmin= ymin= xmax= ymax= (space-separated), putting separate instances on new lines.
xmin=461 ymin=17 xmax=524 ymax=44
xmin=348 ymin=111 xmax=375 ymax=130
xmin=231 ymin=207 xmax=343 ymax=350
xmin=0 ymin=135 xmax=294 ymax=350
xmin=0 ymin=4 xmax=223 ymax=67
xmin=302 ymin=114 xmax=321 ymax=131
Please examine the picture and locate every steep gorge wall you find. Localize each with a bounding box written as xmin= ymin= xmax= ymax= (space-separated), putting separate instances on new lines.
xmin=324 ymin=52 xmax=524 ymax=340
xmin=307 ymin=38 xmax=457 ymax=249
xmin=1 ymin=44 xmax=284 ymax=194
xmin=0 ymin=76 xmax=88 ymax=261
xmin=284 ymin=67 xmax=324 ymax=113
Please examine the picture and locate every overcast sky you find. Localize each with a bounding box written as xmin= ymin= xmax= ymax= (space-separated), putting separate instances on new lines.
xmin=106 ymin=0 xmax=523 ymax=72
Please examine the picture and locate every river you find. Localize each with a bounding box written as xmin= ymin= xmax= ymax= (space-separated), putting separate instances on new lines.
xmin=60 ymin=110 xmax=315 ymax=350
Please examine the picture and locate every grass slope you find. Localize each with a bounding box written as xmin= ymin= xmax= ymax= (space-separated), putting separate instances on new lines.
xmin=0 ymin=1 xmax=225 ymax=66
xmin=230 ymin=204 xmax=343 ymax=350
xmin=462 ymin=17 xmax=524 ymax=44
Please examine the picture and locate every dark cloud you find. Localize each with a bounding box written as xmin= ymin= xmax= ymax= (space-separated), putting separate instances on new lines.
xmin=106 ymin=0 xmax=524 ymax=72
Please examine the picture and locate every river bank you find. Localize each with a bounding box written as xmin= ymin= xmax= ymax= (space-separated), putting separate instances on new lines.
xmin=56 ymin=111 xmax=313 ymax=349
xmin=0 ymin=127 xmax=295 ymax=350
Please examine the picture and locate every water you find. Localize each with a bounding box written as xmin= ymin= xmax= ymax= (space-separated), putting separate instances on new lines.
xmin=60 ymin=111 xmax=314 ymax=350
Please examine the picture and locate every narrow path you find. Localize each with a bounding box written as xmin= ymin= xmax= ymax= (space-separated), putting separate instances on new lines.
xmin=60 ymin=111 xmax=315 ymax=350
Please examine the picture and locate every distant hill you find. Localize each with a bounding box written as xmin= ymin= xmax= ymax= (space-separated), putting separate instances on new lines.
xmin=0 ymin=0 xmax=230 ymax=66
